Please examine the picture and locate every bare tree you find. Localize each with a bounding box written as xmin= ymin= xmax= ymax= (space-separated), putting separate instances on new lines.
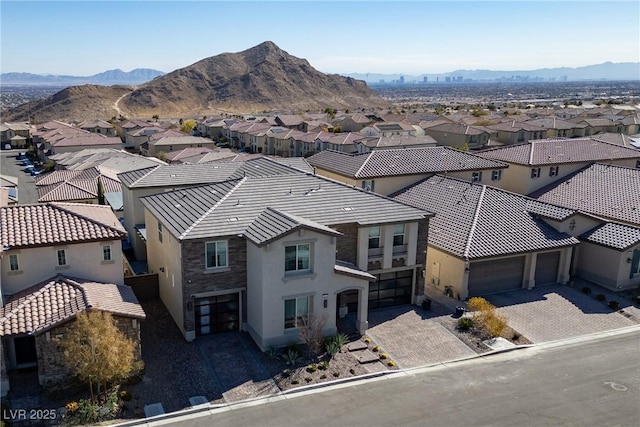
xmin=297 ymin=312 xmax=328 ymax=357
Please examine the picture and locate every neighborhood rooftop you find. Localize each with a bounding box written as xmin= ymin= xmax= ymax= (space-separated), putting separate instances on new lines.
xmin=580 ymin=222 xmax=640 ymax=251
xmin=306 ymin=146 xmax=508 ymax=179
xmin=0 ymin=275 xmax=145 ymax=336
xmin=140 ymin=173 xmax=432 ymax=241
xmin=531 ymin=163 xmax=640 ymax=226
xmin=477 ymin=137 xmax=640 ymax=165
xmin=118 ymin=157 xmax=301 ymax=188
xmin=1 ymin=203 xmax=126 ymax=249
xmin=391 ymin=175 xmax=579 ymax=259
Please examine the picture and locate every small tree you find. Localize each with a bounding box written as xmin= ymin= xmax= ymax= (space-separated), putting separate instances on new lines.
xmin=180 ymin=119 xmax=196 ymax=134
xmin=297 ymin=313 xmax=328 ymax=357
xmin=62 ymin=310 xmax=137 ymax=402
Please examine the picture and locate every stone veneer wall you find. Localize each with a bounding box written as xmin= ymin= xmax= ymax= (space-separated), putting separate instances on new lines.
xmin=181 ymin=236 xmax=247 ymax=333
xmin=415 ymin=218 xmax=429 ymax=295
xmin=36 ymin=314 xmax=143 ymax=387
xmin=333 ymin=223 xmax=358 ymax=265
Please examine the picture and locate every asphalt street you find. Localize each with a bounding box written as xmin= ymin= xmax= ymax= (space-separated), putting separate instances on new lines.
xmin=169 ymin=329 xmax=640 ymax=427
xmin=0 ymin=149 xmax=39 ymax=204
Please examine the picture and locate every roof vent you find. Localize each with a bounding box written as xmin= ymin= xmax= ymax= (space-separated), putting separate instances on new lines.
xmin=342 ymin=207 xmax=354 ymax=211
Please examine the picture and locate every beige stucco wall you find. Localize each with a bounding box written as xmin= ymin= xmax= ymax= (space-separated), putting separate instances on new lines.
xmin=1 ymin=240 xmax=124 ymax=297
xmin=576 ymin=243 xmax=640 ymax=290
xmin=245 ymin=229 xmax=368 ymax=350
xmin=543 ymin=214 xmax=602 ymax=237
xmin=144 ymin=210 xmax=185 ymax=337
xmin=500 ymin=158 xmax=640 ymax=195
xmin=425 ymin=247 xmax=467 ymax=299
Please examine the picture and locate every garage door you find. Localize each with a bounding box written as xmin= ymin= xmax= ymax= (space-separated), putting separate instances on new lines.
xmin=194 ymin=293 xmax=240 ymax=336
xmin=468 ymin=256 xmax=525 ymax=296
xmin=535 ymin=251 xmax=560 ymax=286
xmin=369 ymin=269 xmax=413 ymax=309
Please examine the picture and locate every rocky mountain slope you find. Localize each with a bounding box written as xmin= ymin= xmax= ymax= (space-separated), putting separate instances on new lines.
xmin=4 ymin=42 xmax=386 ymax=121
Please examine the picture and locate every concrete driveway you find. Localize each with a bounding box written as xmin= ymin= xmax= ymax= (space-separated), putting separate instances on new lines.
xmin=486 ymin=284 xmax=639 ymax=343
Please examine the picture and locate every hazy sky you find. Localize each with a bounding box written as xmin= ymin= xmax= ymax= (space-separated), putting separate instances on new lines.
xmin=1 ymin=0 xmax=639 ymax=76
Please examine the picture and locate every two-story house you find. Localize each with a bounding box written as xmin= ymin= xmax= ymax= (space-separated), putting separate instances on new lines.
xmin=306 ymin=147 xmax=509 ymax=196
xmin=139 ymin=173 xmax=432 ymax=348
xmin=477 ymin=137 xmax=640 ymax=195
xmin=486 ymin=120 xmax=547 ymax=145
xmin=422 ymin=122 xmax=494 ymax=150
xmin=0 ymin=203 xmax=144 ymax=392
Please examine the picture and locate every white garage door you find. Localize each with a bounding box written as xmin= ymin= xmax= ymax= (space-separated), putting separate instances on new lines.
xmin=468 ymin=256 xmax=525 ymax=296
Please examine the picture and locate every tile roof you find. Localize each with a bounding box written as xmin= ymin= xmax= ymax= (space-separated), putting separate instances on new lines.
xmin=165 ymin=147 xmax=217 ymax=161
xmin=424 ymin=122 xmax=491 ymax=135
xmin=487 ymin=120 xmax=547 ymax=133
xmin=580 ymin=222 xmax=640 ymax=250
xmin=306 ymin=147 xmax=508 ymax=179
xmin=478 ymin=137 xmax=640 ymax=166
xmin=52 ymin=135 xmax=123 ymax=147
xmin=0 ymin=275 xmax=145 ymax=336
xmin=140 ymin=173 xmax=432 ymax=241
xmin=244 ymin=207 xmax=341 ymax=246
xmin=391 ymin=176 xmax=579 ymax=259
xmin=334 ymin=260 xmax=375 ymax=281
xmin=118 ymin=157 xmax=301 ymax=188
xmin=532 ymin=163 xmax=640 ymax=226
xmin=1 ymin=203 xmax=126 ymax=249
xmin=35 ymin=167 xmax=120 ymax=203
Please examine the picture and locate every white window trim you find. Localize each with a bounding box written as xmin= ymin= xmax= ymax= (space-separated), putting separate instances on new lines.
xmin=491 ymin=170 xmax=502 ymax=181
xmin=57 ymin=249 xmax=67 ymax=266
xmin=9 ymin=254 xmax=19 ymax=271
xmin=284 ymin=295 xmax=311 ymax=330
xmin=102 ymin=245 xmax=112 ymax=261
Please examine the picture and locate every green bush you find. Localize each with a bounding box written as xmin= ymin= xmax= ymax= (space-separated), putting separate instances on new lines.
xmin=281 ymin=348 xmax=302 ymax=366
xmin=325 ymin=341 xmax=340 ymax=357
xmin=306 ymin=363 xmax=317 ymax=373
xmin=318 ymin=361 xmax=329 ymax=370
xmin=264 ymin=346 xmax=279 ymax=360
xmin=457 ymin=317 xmax=474 ymax=331
xmin=332 ymin=332 xmax=349 ymax=348
xmin=595 ymin=294 xmax=606 ymax=301
xmin=608 ymin=300 xmax=620 ymax=310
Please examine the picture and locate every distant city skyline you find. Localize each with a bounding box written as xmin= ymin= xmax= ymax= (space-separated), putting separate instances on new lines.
xmin=1 ymin=1 xmax=639 ymax=76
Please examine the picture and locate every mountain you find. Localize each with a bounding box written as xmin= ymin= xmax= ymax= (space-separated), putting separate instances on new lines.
xmin=3 ymin=42 xmax=385 ymax=121
xmin=0 ymin=68 xmax=165 ymax=86
xmin=347 ymin=62 xmax=640 ymax=84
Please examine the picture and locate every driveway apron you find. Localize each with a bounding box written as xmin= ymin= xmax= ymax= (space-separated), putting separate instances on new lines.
xmin=197 ymin=332 xmax=280 ymax=402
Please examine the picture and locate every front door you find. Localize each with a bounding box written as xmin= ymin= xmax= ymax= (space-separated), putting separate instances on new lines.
xmin=14 ymin=336 xmax=37 ymax=368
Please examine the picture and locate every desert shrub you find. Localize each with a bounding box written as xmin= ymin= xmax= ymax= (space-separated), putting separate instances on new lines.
xmin=457 ymin=317 xmax=474 ymax=331
xmin=608 ymin=300 xmax=620 ymax=310
xmin=264 ymin=346 xmax=280 ymax=360
xmin=318 ymin=361 xmax=329 ymax=371
xmin=306 ymin=364 xmax=317 ymax=373
xmin=512 ymin=331 xmax=521 ymax=340
xmin=281 ymin=348 xmax=302 ymax=366
xmin=372 ymin=345 xmax=380 ymax=352
xmin=325 ymin=341 xmax=340 ymax=357
xmin=596 ymin=294 xmax=606 ymax=301
xmin=298 ymin=314 xmax=328 ymax=356
xmin=304 ymin=377 xmax=312 ymax=383
xmin=484 ymin=312 xmax=507 ymax=337
xmin=332 ymin=372 xmax=340 ymax=377
xmin=362 ymin=336 xmax=371 ymax=344
xmin=282 ymin=369 xmax=291 ymax=378
xmin=581 ymin=286 xmax=591 ymax=294
xmin=349 ymin=368 xmax=356 ymax=375
xmin=467 ymin=297 xmax=493 ymax=313
xmin=332 ymin=332 xmax=349 ymax=348
xmin=118 ymin=390 xmax=132 ymax=402
xmin=387 ymin=360 xmax=396 ymax=367
xmin=379 ymin=353 xmax=388 ymax=360
xmin=291 ymin=379 xmax=299 ymax=385
xmin=320 ymin=374 xmax=327 ymax=379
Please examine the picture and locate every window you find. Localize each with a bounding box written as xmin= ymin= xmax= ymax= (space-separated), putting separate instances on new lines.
xmin=549 ymin=166 xmax=559 ymax=177
xmin=472 ymin=171 xmax=483 ymax=182
xmin=393 ymin=224 xmax=405 ymax=246
xmin=206 ymin=240 xmax=228 ymax=269
xmin=531 ymin=168 xmax=541 ymax=178
xmin=57 ymin=249 xmax=67 ymax=266
xmin=362 ymin=180 xmax=375 ymax=192
xmin=368 ymin=226 xmax=381 ymax=249
xmin=491 ymin=170 xmax=502 ymax=181
xmin=285 ymin=244 xmax=310 ymax=272
xmin=9 ymin=254 xmax=19 ymax=271
xmin=102 ymin=245 xmax=112 ymax=261
xmin=158 ymin=222 xmax=163 ymax=243
xmin=284 ymin=296 xmax=309 ymax=329
xmin=636 ymin=160 xmax=640 ymax=169
xmin=630 ymin=249 xmax=640 ymax=279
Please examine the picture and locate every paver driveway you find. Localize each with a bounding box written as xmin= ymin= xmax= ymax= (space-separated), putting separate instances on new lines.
xmin=365 ymin=306 xmax=476 ymax=369
xmin=486 ymin=285 xmax=639 ymax=343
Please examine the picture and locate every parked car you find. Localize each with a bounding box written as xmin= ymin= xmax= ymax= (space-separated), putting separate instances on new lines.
xmin=30 ymin=169 xmax=41 ymax=176
xmin=21 ymin=159 xmax=32 ymax=166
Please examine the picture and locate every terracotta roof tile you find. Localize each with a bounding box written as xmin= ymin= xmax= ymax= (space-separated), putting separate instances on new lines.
xmin=0 ymin=275 xmax=145 ymax=336
xmin=1 ymin=203 xmax=126 ymax=249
